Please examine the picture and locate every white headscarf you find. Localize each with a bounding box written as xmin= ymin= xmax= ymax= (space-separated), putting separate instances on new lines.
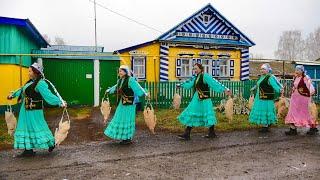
xmin=295 ymin=65 xmax=305 ymax=72
xmin=119 ymin=65 xmax=131 ymax=76
xmin=261 ymin=63 xmax=272 ymax=73
xmin=31 ymin=62 xmax=44 ymax=76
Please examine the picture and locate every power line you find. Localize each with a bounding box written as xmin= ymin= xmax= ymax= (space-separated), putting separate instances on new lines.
xmin=89 ymin=0 xmax=164 ymax=34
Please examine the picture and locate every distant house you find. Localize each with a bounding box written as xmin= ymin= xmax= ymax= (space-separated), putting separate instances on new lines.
xmin=250 ymin=59 xmax=320 ymax=80
xmin=249 ymin=60 xmax=295 ymax=79
xmin=115 ymin=4 xmax=255 ymax=82
xmin=294 ymin=61 xmax=320 ymax=79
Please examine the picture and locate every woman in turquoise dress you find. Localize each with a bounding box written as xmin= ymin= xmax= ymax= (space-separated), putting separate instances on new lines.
xmin=7 ymin=63 xmax=66 ymax=157
xmin=249 ymin=63 xmax=283 ymax=133
xmin=177 ymin=63 xmax=231 ymax=140
xmin=104 ymin=65 xmax=148 ymax=145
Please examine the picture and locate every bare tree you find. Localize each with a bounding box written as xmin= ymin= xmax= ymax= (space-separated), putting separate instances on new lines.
xmin=250 ymin=53 xmax=264 ymax=60
xmin=54 ymin=36 xmax=66 ymax=45
xmin=42 ymin=34 xmax=51 ymax=44
xmin=304 ymin=27 xmax=320 ymax=61
xmin=274 ymin=30 xmax=305 ymax=61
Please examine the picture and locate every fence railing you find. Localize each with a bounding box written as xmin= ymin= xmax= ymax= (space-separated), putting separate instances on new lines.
xmin=140 ymin=79 xmax=320 ymax=108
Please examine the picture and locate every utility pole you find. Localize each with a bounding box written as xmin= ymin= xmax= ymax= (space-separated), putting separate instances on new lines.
xmin=94 ymin=0 xmax=97 ymax=52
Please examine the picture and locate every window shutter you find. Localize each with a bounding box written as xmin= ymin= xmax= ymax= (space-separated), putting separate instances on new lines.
xmin=176 ymin=58 xmax=181 ymax=77
xmin=216 ymin=60 xmax=220 ymax=76
xmin=192 ymin=58 xmax=197 ymax=66
xmin=229 ymin=60 xmax=234 ymax=77
xmin=131 ymin=56 xmax=134 ymax=71
xmin=192 ymin=58 xmax=196 ymax=76
xmin=212 ymin=59 xmax=216 ymax=76
xmin=142 ymin=56 xmax=146 ymax=79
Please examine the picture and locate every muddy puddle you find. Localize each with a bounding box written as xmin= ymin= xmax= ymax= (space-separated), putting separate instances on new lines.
xmin=46 ymin=108 xmax=107 ymax=145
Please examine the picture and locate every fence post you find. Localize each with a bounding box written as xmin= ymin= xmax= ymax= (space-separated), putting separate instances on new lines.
xmin=19 ymin=55 xmax=22 ymax=86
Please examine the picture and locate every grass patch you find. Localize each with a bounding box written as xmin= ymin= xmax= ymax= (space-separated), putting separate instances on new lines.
xmin=0 ymin=117 xmax=13 ymax=148
xmin=136 ymin=108 xmax=286 ymax=133
xmin=45 ymin=106 xmax=92 ymax=120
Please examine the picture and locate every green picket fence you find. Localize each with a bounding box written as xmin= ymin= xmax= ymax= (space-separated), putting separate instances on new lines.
xmin=140 ymin=79 xmax=320 ymax=109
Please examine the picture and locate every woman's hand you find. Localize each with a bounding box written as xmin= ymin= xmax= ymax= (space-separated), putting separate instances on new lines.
xmin=61 ymin=101 xmax=67 ymax=108
xmin=145 ymin=93 xmax=151 ymax=100
xmin=225 ymin=89 xmax=232 ymax=96
xmin=7 ymin=93 xmax=13 ymax=100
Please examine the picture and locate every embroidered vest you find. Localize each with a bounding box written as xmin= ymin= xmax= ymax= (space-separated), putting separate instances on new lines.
xmin=23 ymin=80 xmax=44 ymax=110
xmin=259 ymin=75 xmax=275 ymax=100
xmin=194 ymin=73 xmax=210 ymax=100
xmin=117 ymin=77 xmax=134 ymax=105
xmin=296 ymin=76 xmax=310 ymax=97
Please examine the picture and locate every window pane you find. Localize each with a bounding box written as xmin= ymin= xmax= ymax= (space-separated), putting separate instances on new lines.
xmin=136 ymin=59 xmax=143 ymax=65
xmin=133 ymin=56 xmax=145 ymax=78
xmin=220 ymin=60 xmax=227 ymax=65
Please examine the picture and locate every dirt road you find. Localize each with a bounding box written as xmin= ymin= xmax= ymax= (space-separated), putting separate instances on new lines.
xmin=1 ymin=127 xmax=319 ymax=179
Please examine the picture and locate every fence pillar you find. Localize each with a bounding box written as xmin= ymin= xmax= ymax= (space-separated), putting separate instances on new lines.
xmin=93 ymin=59 xmax=100 ymax=107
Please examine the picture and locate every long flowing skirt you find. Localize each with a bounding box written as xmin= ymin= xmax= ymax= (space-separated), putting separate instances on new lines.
xmin=249 ymin=96 xmax=277 ymax=125
xmin=178 ymin=92 xmax=217 ymax=127
xmin=104 ymin=102 xmax=136 ymax=140
xmin=14 ymin=104 xmax=55 ymax=150
xmin=285 ymin=91 xmax=316 ymax=127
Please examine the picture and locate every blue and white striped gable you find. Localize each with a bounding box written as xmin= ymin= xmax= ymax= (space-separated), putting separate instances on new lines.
xmin=158 ymin=4 xmax=255 ymax=47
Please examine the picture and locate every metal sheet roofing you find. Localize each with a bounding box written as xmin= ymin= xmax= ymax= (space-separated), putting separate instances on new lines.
xmin=0 ymin=16 xmax=49 ymax=47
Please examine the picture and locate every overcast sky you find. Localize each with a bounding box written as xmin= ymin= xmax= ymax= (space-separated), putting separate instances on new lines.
xmin=1 ymin=0 xmax=320 ymax=58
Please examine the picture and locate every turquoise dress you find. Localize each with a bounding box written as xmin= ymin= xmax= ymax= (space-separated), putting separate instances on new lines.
xmin=104 ymin=77 xmax=147 ymax=140
xmin=249 ymin=74 xmax=282 ymax=125
xmin=178 ymin=73 xmax=228 ymax=127
xmin=11 ymin=79 xmax=63 ymax=150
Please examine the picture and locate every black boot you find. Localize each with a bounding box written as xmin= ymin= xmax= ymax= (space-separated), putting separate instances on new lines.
xmin=48 ymin=145 xmax=55 ymax=152
xmin=204 ymin=125 xmax=217 ymax=138
xmin=306 ymin=128 xmax=318 ymax=135
xmin=17 ymin=149 xmax=35 ymax=157
xmin=120 ymin=139 xmax=132 ymax=145
xmin=258 ymin=126 xmax=270 ymax=133
xmin=285 ymin=128 xmax=298 ymax=136
xmin=178 ymin=126 xmax=192 ymax=140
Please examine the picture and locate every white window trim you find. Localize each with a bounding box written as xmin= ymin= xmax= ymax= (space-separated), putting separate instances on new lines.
xmin=218 ymin=57 xmax=235 ymax=78
xmin=201 ymin=58 xmax=212 ymax=75
xmin=181 ymin=58 xmax=192 ymax=78
xmin=131 ymin=56 xmax=146 ymax=80
xmin=176 ymin=58 xmax=215 ymax=78
xmin=219 ymin=59 xmax=229 ymax=77
xmin=176 ymin=57 xmax=193 ymax=78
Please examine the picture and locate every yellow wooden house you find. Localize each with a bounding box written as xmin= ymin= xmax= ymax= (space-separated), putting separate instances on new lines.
xmin=115 ymin=4 xmax=255 ymax=82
